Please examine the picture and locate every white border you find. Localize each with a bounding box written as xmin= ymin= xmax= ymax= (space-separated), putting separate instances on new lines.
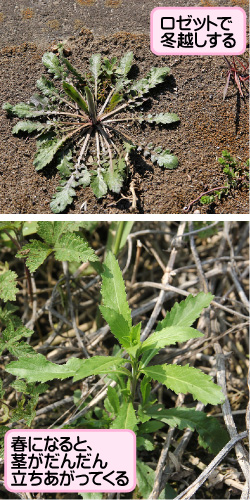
xmin=0 ymin=214 xmax=248 ymax=222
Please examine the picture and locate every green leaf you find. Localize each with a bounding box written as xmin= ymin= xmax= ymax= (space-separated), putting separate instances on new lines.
xmin=36 ymin=221 xmax=62 ymax=244
xmin=1 ymin=323 xmax=33 ymax=343
xmin=53 ymin=233 xmax=98 ymax=263
xmin=80 ymin=494 xmax=103 ymax=500
xmin=103 ymin=56 xmax=117 ymax=76
xmin=200 ymin=195 xmax=215 ymax=205
xmin=130 ymin=323 xmax=141 ymax=345
xmin=8 ymin=102 xmax=37 ymax=118
xmin=8 ymin=341 xmax=37 ymax=357
xmin=138 ymin=420 xmax=165 ymax=434
xmin=36 ymin=76 xmax=59 ymax=99
xmin=99 ymin=305 xmax=131 ymax=348
xmin=146 ymin=406 xmax=229 ymax=454
xmin=145 ymin=112 xmax=180 ymax=124
xmin=16 ymin=240 xmax=52 ymax=272
xmin=0 ymin=303 xmax=20 ymax=327
xmin=140 ymin=326 xmax=203 ymax=354
xmin=111 ymin=401 xmax=138 ymax=431
xmin=0 ymin=271 xmax=18 ymax=302
xmin=59 ymin=54 xmax=86 ymax=86
xmin=142 ymin=364 xmax=225 ymax=405
xmin=101 ymin=252 xmax=132 ymax=329
xmin=78 ymin=168 xmax=91 ymax=187
xmin=56 ymin=151 xmax=73 ymax=177
xmin=126 ymin=324 xmax=142 ymax=358
xmin=136 ymin=459 xmax=176 ymax=499
xmin=2 ymin=102 xmax=13 ymax=114
xmin=12 ymin=121 xmax=46 ymax=134
xmin=37 ymin=221 xmax=88 ymax=244
xmin=50 ymin=181 xmax=76 ymax=214
xmin=116 ymin=51 xmax=134 ymax=77
xmin=104 ymin=167 xmax=124 ymax=194
xmin=91 ymin=171 xmax=107 ymax=198
xmin=107 ymin=93 xmax=123 ymax=112
xmin=72 ymin=356 xmax=129 ymax=382
xmin=34 ymin=138 xmax=66 ymax=171
xmin=140 ymin=376 xmax=151 ymax=405
xmin=5 ymin=353 xmax=77 ymax=382
xmin=140 ymin=348 xmax=160 ymax=369
xmin=136 ymin=435 xmax=154 ymax=451
xmin=156 ymin=293 xmax=214 ymax=331
xmin=89 ymin=53 xmax=101 ymax=98
xmin=84 ymin=86 xmax=96 ymax=120
xmin=63 ymin=82 xmax=88 ymax=113
xmin=151 ymin=150 xmax=178 ymax=169
xmin=0 ymin=324 xmax=33 ymax=355
xmin=42 ymin=52 xmax=64 ymax=79
xmin=106 ymin=386 xmax=120 ymax=414
xmin=146 ymin=66 xmax=170 ymax=87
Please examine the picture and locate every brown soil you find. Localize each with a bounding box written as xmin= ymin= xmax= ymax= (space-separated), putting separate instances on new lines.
xmin=0 ymin=1 xmax=249 ymax=214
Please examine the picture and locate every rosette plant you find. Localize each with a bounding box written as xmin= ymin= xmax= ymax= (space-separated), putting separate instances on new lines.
xmin=3 ymin=47 xmax=180 ymax=213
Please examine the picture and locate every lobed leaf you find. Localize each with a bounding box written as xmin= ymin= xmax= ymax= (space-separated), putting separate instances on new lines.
xmin=36 ymin=76 xmax=59 ymax=99
xmin=89 ymin=53 xmax=102 ymax=84
xmin=53 ymin=233 xmax=98 ymax=263
xmin=145 ymin=112 xmax=180 ymax=124
xmin=37 ymin=221 xmax=91 ymax=243
xmin=0 ymin=324 xmax=33 ymax=355
xmin=77 ymin=168 xmax=91 ymax=187
xmin=91 ymin=170 xmax=107 ymax=198
xmin=6 ymin=102 xmax=39 ymax=118
xmin=36 ymin=221 xmax=64 ymax=245
xmin=146 ymin=406 xmax=229 ymax=454
xmin=2 ymin=102 xmax=13 ymax=114
xmin=56 ymin=151 xmax=73 ymax=177
xmin=34 ymin=138 xmax=66 ymax=171
xmin=151 ymin=150 xmax=178 ymax=169
xmin=0 ymin=271 xmax=18 ymax=302
xmin=12 ymin=121 xmax=46 ymax=134
xmin=50 ymin=181 xmax=77 ymax=214
xmin=116 ymin=51 xmax=134 ymax=77
xmin=8 ymin=342 xmax=37 ymax=358
xmin=102 ymin=56 xmax=117 ymax=76
xmin=104 ymin=167 xmax=124 ymax=193
xmin=42 ymin=52 xmax=64 ymax=79
xmin=141 ymin=364 xmax=225 ymax=405
xmin=16 ymin=240 xmax=52 ymax=272
xmin=136 ymin=435 xmax=154 ymax=451
xmin=146 ymin=66 xmax=170 ymax=87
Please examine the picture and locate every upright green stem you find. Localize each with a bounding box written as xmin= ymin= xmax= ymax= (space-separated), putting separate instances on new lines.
xmin=130 ymin=360 xmax=138 ymax=404
xmin=113 ymin=221 xmax=125 ymax=256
